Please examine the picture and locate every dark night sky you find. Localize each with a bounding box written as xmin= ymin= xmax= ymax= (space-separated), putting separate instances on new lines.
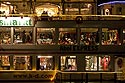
xmin=98 ymin=0 xmax=125 ymax=4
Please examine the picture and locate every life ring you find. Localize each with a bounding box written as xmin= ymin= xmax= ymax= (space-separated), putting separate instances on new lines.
xmin=117 ymin=58 xmax=123 ymax=68
xmin=75 ymin=16 xmax=83 ymax=24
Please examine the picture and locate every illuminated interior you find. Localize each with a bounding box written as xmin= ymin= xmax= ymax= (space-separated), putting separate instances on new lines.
xmin=13 ymin=55 xmax=32 ymax=70
xmin=59 ymin=28 xmax=77 ymax=45
xmin=37 ymin=55 xmax=53 ymax=70
xmin=37 ymin=28 xmax=55 ymax=45
xmin=65 ymin=3 xmax=93 ymax=15
xmin=0 ymin=55 xmax=10 ymax=70
xmin=0 ymin=3 xmax=10 ymax=15
xmin=85 ymin=55 xmax=111 ymax=71
xmin=0 ymin=28 xmax=11 ymax=44
xmin=99 ymin=55 xmax=111 ymax=71
xmin=61 ymin=56 xmax=77 ymax=71
xmin=14 ymin=27 xmax=33 ymax=44
xmin=102 ymin=28 xmax=121 ymax=45
xmin=80 ymin=28 xmax=99 ymax=45
xmin=35 ymin=3 xmax=59 ymax=16
xmin=85 ymin=56 xmax=97 ymax=71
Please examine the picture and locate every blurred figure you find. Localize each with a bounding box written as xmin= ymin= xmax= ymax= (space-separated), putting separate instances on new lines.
xmin=41 ymin=11 xmax=49 ymax=21
xmin=22 ymin=30 xmax=26 ymax=43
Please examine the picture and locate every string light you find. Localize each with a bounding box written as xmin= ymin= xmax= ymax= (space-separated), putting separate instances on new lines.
xmin=98 ymin=1 xmax=125 ymax=6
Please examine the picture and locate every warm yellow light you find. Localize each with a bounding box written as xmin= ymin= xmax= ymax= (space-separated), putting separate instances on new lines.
xmin=49 ymin=69 xmax=58 ymax=81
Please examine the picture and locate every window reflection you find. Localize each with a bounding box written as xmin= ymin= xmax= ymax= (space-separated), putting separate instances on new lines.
xmin=99 ymin=55 xmax=111 ymax=71
xmin=59 ymin=28 xmax=77 ymax=45
xmin=61 ymin=56 xmax=77 ymax=71
xmin=13 ymin=55 xmax=32 ymax=70
xmin=80 ymin=28 xmax=99 ymax=45
xmin=102 ymin=28 xmax=121 ymax=45
xmin=14 ymin=28 xmax=33 ymax=44
xmin=37 ymin=28 xmax=55 ymax=45
xmin=37 ymin=56 xmax=53 ymax=70
xmin=0 ymin=28 xmax=11 ymax=44
xmin=85 ymin=56 xmax=97 ymax=71
xmin=0 ymin=55 xmax=10 ymax=70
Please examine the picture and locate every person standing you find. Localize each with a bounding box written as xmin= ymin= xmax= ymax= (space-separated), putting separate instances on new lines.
xmin=22 ymin=30 xmax=26 ymax=43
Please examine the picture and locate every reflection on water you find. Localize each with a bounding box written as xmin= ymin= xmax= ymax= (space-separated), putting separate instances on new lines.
xmin=56 ymin=81 xmax=117 ymax=83
xmin=0 ymin=81 xmax=120 ymax=83
xmin=56 ymin=80 xmax=122 ymax=83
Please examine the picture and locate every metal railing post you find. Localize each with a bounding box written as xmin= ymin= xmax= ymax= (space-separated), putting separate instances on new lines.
xmin=100 ymin=73 xmax=102 ymax=83
xmin=85 ymin=73 xmax=88 ymax=83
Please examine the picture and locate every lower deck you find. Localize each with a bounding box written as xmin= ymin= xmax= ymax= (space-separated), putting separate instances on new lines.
xmin=0 ymin=53 xmax=124 ymax=81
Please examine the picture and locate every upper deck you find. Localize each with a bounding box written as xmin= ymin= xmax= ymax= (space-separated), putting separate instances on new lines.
xmin=0 ymin=14 xmax=125 ymax=54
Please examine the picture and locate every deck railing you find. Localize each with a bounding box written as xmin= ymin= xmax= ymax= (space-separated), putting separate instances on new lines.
xmin=55 ymin=71 xmax=123 ymax=83
xmin=1 ymin=14 xmax=125 ymax=21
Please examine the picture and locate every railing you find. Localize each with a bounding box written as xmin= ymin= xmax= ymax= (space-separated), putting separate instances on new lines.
xmin=55 ymin=71 xmax=123 ymax=83
xmin=1 ymin=14 xmax=125 ymax=21
xmin=54 ymin=15 xmax=125 ymax=20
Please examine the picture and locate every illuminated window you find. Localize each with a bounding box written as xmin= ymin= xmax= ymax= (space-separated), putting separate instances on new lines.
xmin=102 ymin=28 xmax=121 ymax=45
xmin=0 ymin=55 xmax=10 ymax=70
xmin=0 ymin=28 xmax=11 ymax=44
xmin=13 ymin=27 xmax=33 ymax=44
xmin=85 ymin=55 xmax=112 ymax=71
xmin=37 ymin=28 xmax=55 ymax=45
xmin=13 ymin=55 xmax=32 ymax=70
xmin=99 ymin=55 xmax=111 ymax=71
xmin=64 ymin=3 xmax=93 ymax=15
xmin=59 ymin=28 xmax=77 ymax=45
xmin=37 ymin=55 xmax=53 ymax=70
xmin=65 ymin=3 xmax=79 ymax=15
xmin=81 ymin=3 xmax=93 ymax=15
xmin=80 ymin=28 xmax=99 ymax=45
xmin=85 ymin=56 xmax=97 ymax=71
xmin=0 ymin=3 xmax=10 ymax=15
xmin=60 ymin=56 xmax=77 ymax=71
xmin=35 ymin=3 xmax=59 ymax=17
